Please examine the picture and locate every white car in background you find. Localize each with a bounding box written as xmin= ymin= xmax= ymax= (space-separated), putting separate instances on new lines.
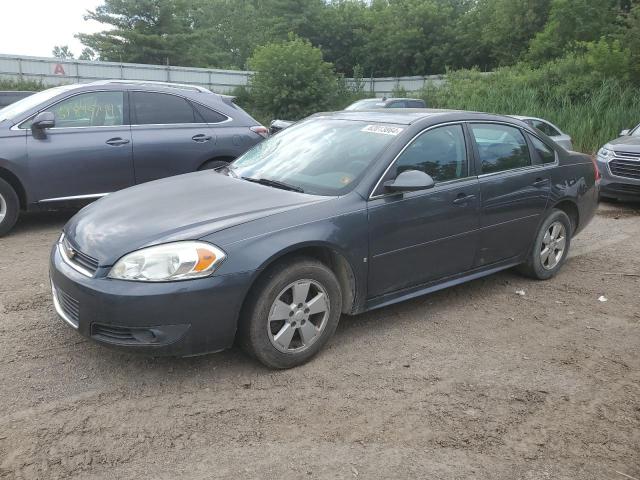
xmin=511 ymin=115 xmax=574 ymax=151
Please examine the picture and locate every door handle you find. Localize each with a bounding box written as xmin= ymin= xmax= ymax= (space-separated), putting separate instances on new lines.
xmin=105 ymin=137 xmax=130 ymax=146
xmin=452 ymin=193 xmax=476 ymax=205
xmin=532 ymin=178 xmax=548 ymax=188
xmin=192 ymin=134 xmax=212 ymax=142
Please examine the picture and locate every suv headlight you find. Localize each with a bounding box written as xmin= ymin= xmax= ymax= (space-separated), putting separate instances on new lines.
xmin=108 ymin=241 xmax=226 ymax=282
xmin=597 ymin=145 xmax=614 ymax=160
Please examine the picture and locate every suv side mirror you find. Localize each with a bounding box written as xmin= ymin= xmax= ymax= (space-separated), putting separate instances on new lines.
xmin=384 ymin=169 xmax=435 ymax=193
xmin=620 ymin=129 xmax=630 ymax=136
xmin=31 ymin=111 xmax=55 ymax=130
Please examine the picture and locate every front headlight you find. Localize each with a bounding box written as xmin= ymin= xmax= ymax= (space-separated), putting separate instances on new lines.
xmin=108 ymin=241 xmax=226 ymax=282
xmin=597 ymin=145 xmax=614 ymax=160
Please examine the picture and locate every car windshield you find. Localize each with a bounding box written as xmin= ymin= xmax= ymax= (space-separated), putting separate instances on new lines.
xmin=0 ymin=85 xmax=77 ymax=122
xmin=632 ymin=124 xmax=640 ymax=136
xmin=229 ymin=118 xmax=402 ymax=196
xmin=345 ymin=99 xmax=385 ymax=111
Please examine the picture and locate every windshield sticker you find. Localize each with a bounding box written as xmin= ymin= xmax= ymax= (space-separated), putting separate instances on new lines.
xmin=361 ymin=125 xmax=404 ymax=136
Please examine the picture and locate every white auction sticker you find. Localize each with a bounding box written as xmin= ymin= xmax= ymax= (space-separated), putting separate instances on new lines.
xmin=361 ymin=125 xmax=404 ymax=136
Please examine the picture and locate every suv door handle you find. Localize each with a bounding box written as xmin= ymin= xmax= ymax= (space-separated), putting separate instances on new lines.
xmin=532 ymin=177 xmax=548 ymax=188
xmin=452 ymin=193 xmax=476 ymax=205
xmin=105 ymin=137 xmax=130 ymax=146
xmin=192 ymin=134 xmax=212 ymax=142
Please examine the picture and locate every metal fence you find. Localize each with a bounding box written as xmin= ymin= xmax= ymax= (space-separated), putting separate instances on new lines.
xmin=0 ymin=53 xmax=447 ymax=95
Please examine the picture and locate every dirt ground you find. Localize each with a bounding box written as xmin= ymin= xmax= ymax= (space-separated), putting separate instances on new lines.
xmin=0 ymin=201 xmax=639 ymax=480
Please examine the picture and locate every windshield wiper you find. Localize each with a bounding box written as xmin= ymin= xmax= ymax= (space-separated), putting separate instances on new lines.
xmin=242 ymin=177 xmax=304 ymax=193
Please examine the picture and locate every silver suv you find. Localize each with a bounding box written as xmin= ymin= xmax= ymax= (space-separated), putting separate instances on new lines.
xmin=596 ymin=124 xmax=640 ymax=201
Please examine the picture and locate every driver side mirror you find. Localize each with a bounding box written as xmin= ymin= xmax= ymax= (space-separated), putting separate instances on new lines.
xmin=620 ymin=129 xmax=630 ymax=136
xmin=31 ymin=111 xmax=55 ymax=130
xmin=384 ymin=169 xmax=435 ymax=193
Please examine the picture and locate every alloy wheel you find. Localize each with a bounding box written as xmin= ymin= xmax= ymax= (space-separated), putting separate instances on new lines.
xmin=540 ymin=221 xmax=567 ymax=270
xmin=267 ymin=279 xmax=330 ymax=354
xmin=0 ymin=193 xmax=6 ymax=224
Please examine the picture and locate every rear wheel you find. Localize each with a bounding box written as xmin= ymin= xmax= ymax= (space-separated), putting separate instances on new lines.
xmin=199 ymin=159 xmax=231 ymax=171
xmin=518 ymin=209 xmax=572 ymax=280
xmin=239 ymin=257 xmax=342 ymax=369
xmin=0 ymin=178 xmax=19 ymax=237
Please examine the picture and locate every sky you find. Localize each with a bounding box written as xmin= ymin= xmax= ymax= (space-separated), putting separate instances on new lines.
xmin=0 ymin=0 xmax=106 ymax=58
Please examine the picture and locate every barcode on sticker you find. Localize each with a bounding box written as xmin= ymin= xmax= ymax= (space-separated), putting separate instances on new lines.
xmin=361 ymin=125 xmax=404 ymax=136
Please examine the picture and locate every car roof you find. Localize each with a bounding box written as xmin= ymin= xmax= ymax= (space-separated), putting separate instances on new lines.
xmin=315 ymin=108 xmax=519 ymax=126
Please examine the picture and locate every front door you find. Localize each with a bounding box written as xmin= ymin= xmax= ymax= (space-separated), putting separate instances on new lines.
xmin=26 ymin=91 xmax=134 ymax=202
xmin=129 ymin=91 xmax=218 ymax=184
xmin=469 ymin=122 xmax=552 ymax=266
xmin=367 ymin=124 xmax=480 ymax=298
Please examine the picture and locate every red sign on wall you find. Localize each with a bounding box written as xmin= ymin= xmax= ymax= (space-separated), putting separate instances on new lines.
xmin=53 ymin=63 xmax=66 ymax=75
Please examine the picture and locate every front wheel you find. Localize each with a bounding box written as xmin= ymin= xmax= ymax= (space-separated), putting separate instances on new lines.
xmin=518 ymin=209 xmax=572 ymax=280
xmin=239 ymin=257 xmax=343 ymax=369
xmin=0 ymin=178 xmax=19 ymax=237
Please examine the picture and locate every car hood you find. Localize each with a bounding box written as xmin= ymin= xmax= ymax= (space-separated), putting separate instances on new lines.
xmin=607 ymin=136 xmax=640 ymax=151
xmin=64 ymin=171 xmax=329 ymax=266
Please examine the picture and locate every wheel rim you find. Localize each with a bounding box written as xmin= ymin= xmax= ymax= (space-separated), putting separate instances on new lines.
xmin=0 ymin=192 xmax=6 ymax=223
xmin=540 ymin=221 xmax=567 ymax=270
xmin=267 ymin=279 xmax=330 ymax=354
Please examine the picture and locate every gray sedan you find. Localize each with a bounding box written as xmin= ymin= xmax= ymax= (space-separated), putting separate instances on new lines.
xmin=0 ymin=80 xmax=266 ymax=235
xmin=510 ymin=115 xmax=573 ymax=150
xmin=50 ymin=109 xmax=599 ymax=368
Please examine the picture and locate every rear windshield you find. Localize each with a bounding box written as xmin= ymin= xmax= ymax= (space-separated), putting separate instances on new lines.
xmin=229 ymin=118 xmax=402 ymax=196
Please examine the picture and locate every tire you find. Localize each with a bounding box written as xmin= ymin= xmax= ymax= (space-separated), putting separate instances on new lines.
xmin=199 ymin=159 xmax=230 ymax=171
xmin=0 ymin=178 xmax=19 ymax=237
xmin=239 ymin=257 xmax=343 ymax=369
xmin=518 ymin=209 xmax=572 ymax=280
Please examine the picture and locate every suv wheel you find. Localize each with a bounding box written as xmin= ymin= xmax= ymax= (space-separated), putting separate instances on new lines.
xmin=239 ymin=257 xmax=343 ymax=369
xmin=0 ymin=178 xmax=19 ymax=236
xmin=518 ymin=209 xmax=572 ymax=280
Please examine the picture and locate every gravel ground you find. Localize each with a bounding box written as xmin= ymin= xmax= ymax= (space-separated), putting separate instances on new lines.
xmin=0 ymin=202 xmax=639 ymax=480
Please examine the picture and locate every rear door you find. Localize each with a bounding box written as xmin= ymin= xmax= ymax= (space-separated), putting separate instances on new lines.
xmin=26 ymin=90 xmax=134 ymax=202
xmin=367 ymin=123 xmax=480 ymax=297
xmin=469 ymin=122 xmax=552 ymax=266
xmin=129 ymin=91 xmax=218 ymax=183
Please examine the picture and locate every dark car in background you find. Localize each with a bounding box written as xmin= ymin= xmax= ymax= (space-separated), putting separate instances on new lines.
xmin=345 ymin=97 xmax=426 ymax=111
xmin=596 ymin=123 xmax=640 ymax=201
xmin=50 ymin=109 xmax=599 ymax=368
xmin=0 ymin=80 xmax=267 ymax=235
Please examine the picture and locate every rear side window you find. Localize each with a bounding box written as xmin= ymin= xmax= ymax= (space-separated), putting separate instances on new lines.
xmin=131 ymin=92 xmax=198 ymax=125
xmin=387 ymin=101 xmax=407 ymax=108
xmin=407 ymin=100 xmax=425 ymax=108
xmin=395 ymin=124 xmax=468 ymax=182
xmin=529 ymin=135 xmax=556 ymax=164
xmin=192 ymin=102 xmax=228 ymax=124
xmin=531 ymin=119 xmax=561 ymax=137
xmin=470 ymin=124 xmax=531 ymax=174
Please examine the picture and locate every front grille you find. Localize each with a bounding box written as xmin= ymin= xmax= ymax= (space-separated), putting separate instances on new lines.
xmin=614 ymin=150 xmax=640 ymax=160
xmin=609 ymin=158 xmax=640 ymax=180
xmin=62 ymin=237 xmax=99 ymax=275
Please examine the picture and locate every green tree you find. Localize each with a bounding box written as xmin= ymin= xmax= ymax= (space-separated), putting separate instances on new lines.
xmin=248 ymin=36 xmax=338 ymax=120
xmin=52 ymin=45 xmax=74 ymax=59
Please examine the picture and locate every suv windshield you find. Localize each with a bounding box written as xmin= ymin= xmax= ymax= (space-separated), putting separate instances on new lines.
xmin=0 ymin=85 xmax=78 ymax=123
xmin=229 ymin=118 xmax=402 ymax=196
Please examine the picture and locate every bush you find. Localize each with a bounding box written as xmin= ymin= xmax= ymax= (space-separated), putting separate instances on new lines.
xmin=0 ymin=79 xmax=45 ymax=92
xmin=418 ymin=46 xmax=640 ymax=153
xmin=247 ymin=36 xmax=339 ymax=121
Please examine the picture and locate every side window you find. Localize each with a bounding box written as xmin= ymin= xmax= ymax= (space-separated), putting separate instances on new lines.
xmin=395 ymin=124 xmax=468 ymax=182
xmin=532 ymin=120 xmax=561 ymax=137
xmin=470 ymin=124 xmax=531 ymax=174
xmin=191 ymin=102 xmax=228 ymax=124
xmin=529 ymin=135 xmax=556 ymax=164
xmin=44 ymin=92 xmax=124 ymax=128
xmin=131 ymin=92 xmax=199 ymax=125
xmin=388 ymin=101 xmax=407 ymax=108
xmin=408 ymin=100 xmax=425 ymax=108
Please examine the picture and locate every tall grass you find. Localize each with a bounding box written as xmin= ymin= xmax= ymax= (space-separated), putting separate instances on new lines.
xmin=0 ymin=78 xmax=45 ymax=92
xmin=419 ymin=72 xmax=640 ymax=154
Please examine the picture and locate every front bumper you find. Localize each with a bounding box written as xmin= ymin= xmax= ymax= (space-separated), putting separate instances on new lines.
xmin=597 ymin=156 xmax=640 ymax=201
xmin=49 ymin=243 xmax=254 ymax=356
